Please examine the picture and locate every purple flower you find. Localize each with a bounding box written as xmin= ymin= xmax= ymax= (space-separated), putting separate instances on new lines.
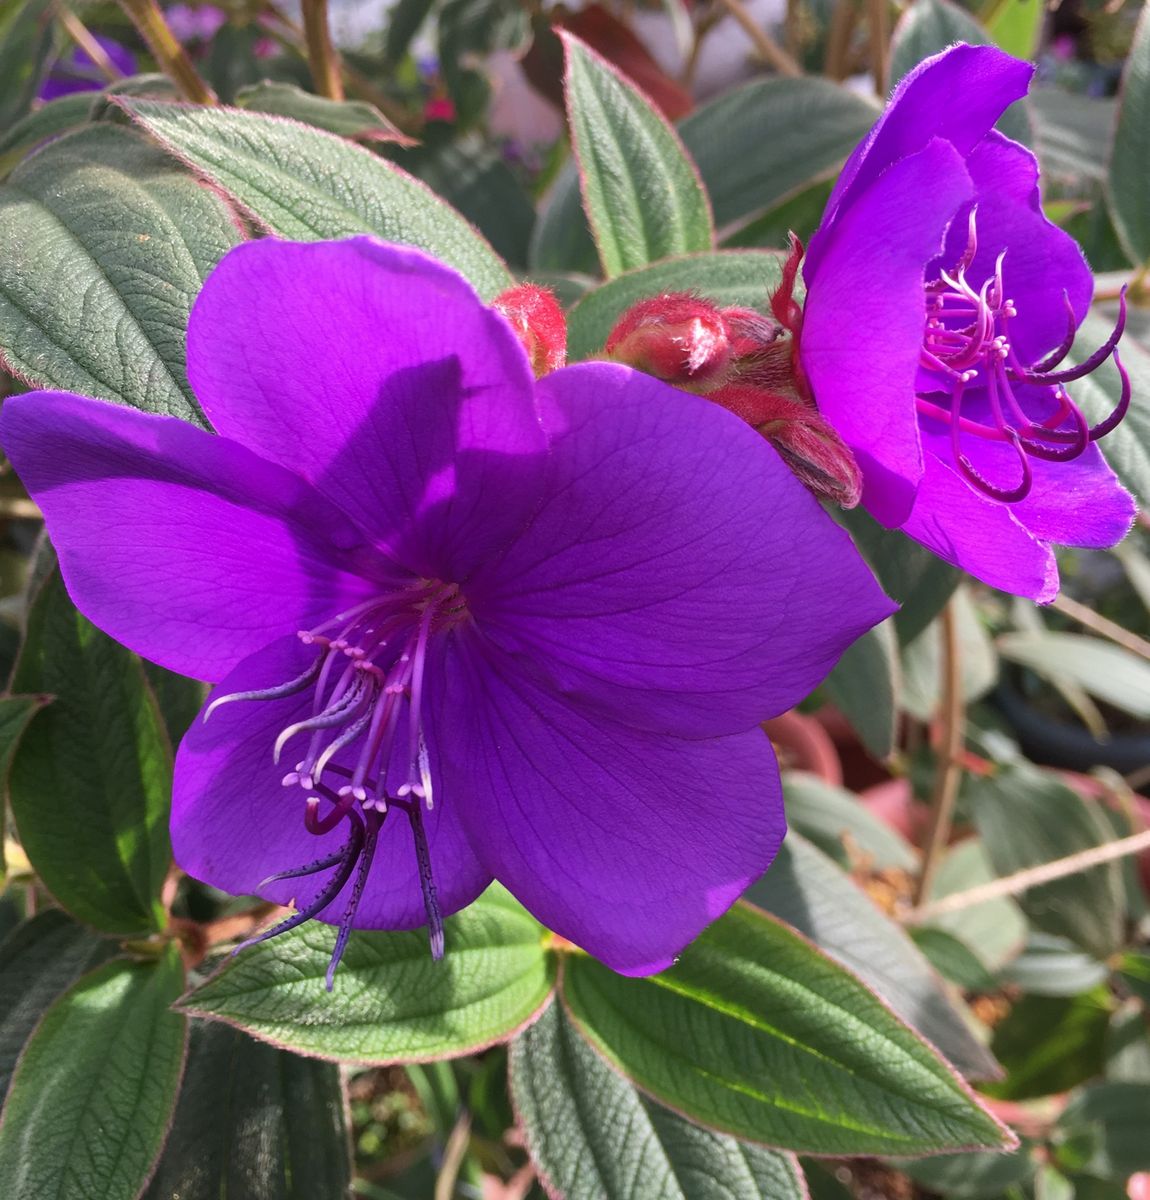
xmin=164 ymin=4 xmax=227 ymax=44
xmin=39 ymin=35 xmax=136 ymax=101
xmin=0 ymin=238 xmax=892 ymax=982
xmin=800 ymin=44 xmax=1135 ymax=602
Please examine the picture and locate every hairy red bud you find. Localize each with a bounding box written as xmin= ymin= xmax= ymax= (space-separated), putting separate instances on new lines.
xmin=710 ymin=383 xmax=862 ymax=509
xmin=493 ymin=284 xmax=568 ymax=377
xmin=604 ymin=293 xmax=733 ymax=392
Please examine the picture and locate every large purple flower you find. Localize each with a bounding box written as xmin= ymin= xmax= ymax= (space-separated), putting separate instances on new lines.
xmin=800 ymin=44 xmax=1135 ymax=601
xmin=0 ymin=238 xmax=892 ymax=981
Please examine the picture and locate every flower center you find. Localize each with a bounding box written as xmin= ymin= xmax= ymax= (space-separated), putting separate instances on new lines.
xmin=205 ymin=579 xmax=468 ymax=987
xmin=914 ymin=210 xmax=1129 ymax=503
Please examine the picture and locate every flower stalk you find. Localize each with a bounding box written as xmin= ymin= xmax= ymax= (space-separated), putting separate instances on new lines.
xmin=715 ymin=0 xmax=803 ymax=76
xmin=58 ymin=10 xmax=125 ymax=82
xmin=117 ymin=0 xmax=215 ymax=104
xmin=913 ymin=600 xmax=965 ymax=906
xmin=909 ymin=827 xmax=1150 ymax=923
xmin=301 ymin=0 xmax=344 ymax=101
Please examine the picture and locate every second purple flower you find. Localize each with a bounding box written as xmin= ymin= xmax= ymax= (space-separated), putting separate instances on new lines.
xmin=800 ymin=44 xmax=1135 ymax=602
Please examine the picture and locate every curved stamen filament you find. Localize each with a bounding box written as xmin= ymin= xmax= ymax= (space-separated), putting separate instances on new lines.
xmin=233 ymin=807 xmax=365 ymax=957
xmin=917 ymin=220 xmax=1127 ymax=503
xmin=204 ymin=654 xmax=323 ymax=722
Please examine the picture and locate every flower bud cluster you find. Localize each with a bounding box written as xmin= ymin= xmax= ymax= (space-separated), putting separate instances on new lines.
xmin=602 ymin=237 xmax=862 ymax=508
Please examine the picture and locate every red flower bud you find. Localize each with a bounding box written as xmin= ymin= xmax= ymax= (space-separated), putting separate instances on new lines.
xmin=493 ymin=284 xmax=568 ymax=377
xmin=604 ymin=292 xmax=733 ymax=392
xmin=709 ymin=383 xmax=862 ymax=509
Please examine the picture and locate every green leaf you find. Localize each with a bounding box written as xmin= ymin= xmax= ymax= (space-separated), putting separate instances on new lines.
xmin=966 ymin=765 xmax=1124 ymax=960
xmin=403 ymin=139 xmax=536 ymax=268
xmin=997 ymin=630 xmax=1150 ymax=720
xmin=899 ymin=1144 xmax=1037 ymax=1199
xmin=984 ymin=0 xmax=1043 ymax=59
xmin=782 ymin=771 xmax=918 ymax=871
xmin=835 ymin=506 xmax=961 ymax=645
xmin=0 ymin=947 xmax=187 ymax=1200
xmin=748 ymin=834 xmax=1000 ymax=1081
xmin=987 ymin=989 xmax=1112 ymax=1100
xmin=1056 ymin=1083 xmax=1150 ymax=1177
xmin=529 ymin=161 xmax=601 ymax=276
xmin=1031 ymin=90 xmax=1114 ymax=192
xmin=724 ymin=179 xmax=835 ymax=250
xmin=566 ymin=250 xmax=785 ymax=361
xmin=384 ymin=0 xmax=434 ymax=67
xmin=0 ymin=694 xmax=51 ymax=883
xmin=900 ymin=587 xmax=998 ymax=721
xmin=9 ymin=568 xmax=172 ymax=934
xmin=1106 ymin=1001 xmax=1150 ymax=1084
xmin=0 ymin=0 xmax=53 ymax=131
xmin=511 ymin=1000 xmax=806 ymax=1200
xmin=0 ymin=123 xmax=241 ymax=425
xmin=889 ymin=0 xmax=1031 ymax=146
xmin=1069 ymin=309 xmax=1150 ymax=508
xmin=0 ymin=91 xmax=94 ymax=170
xmin=203 ymin=24 xmax=265 ymax=105
xmin=236 ymin=81 xmax=412 ymax=144
xmin=0 ymin=910 xmax=116 ymax=1101
xmin=141 ymin=660 xmax=205 ymax=747
xmin=823 ymin=618 xmax=899 ymax=758
xmin=561 ymin=31 xmax=713 ymax=276
xmin=999 ymin=933 xmax=1108 ymax=998
xmin=1116 ymin=950 xmax=1150 ymax=1006
xmin=1108 ymin=2 xmax=1150 ymax=267
xmin=144 ymin=1020 xmax=351 ymax=1200
xmin=926 ymin=839 xmax=1027 ymax=971
xmin=910 ymin=927 xmax=997 ymax=992
xmin=180 ymin=885 xmax=553 ymax=1063
xmin=563 ymin=903 xmax=1012 ymax=1155
xmin=118 ymin=99 xmax=512 ymax=299
xmin=679 ymin=76 xmax=878 ymax=235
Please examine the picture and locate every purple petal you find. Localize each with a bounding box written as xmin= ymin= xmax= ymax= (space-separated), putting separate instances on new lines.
xmin=174 ymin=634 xmax=492 ymax=928
xmin=807 ymin=44 xmax=1032 ymax=279
xmin=187 ymin=238 xmax=547 ymax=580
xmin=0 ymin=391 xmax=391 ymax=681
xmin=935 ymin=133 xmax=1093 ymax=365
xmin=918 ymin=395 xmax=1135 ymax=549
xmin=801 ymin=140 xmax=974 ymax=527
xmin=901 ymin=450 xmax=1059 ymax=601
xmin=466 ymin=363 xmax=894 ymax=739
xmin=39 ymin=36 xmax=137 ymax=101
xmin=438 ymin=644 xmax=785 ymax=976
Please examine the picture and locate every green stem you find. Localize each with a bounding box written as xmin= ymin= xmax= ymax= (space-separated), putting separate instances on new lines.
xmin=118 ymin=0 xmax=216 ymax=104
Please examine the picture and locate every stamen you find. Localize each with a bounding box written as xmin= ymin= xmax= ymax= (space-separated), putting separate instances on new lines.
xmin=219 ymin=582 xmax=467 ymax=980
xmin=203 ymin=654 xmax=323 ymax=722
xmin=917 ymin=218 xmax=1127 ymax=502
xmin=305 ymin=789 xmax=357 ymax=835
xmin=407 ymin=801 xmax=444 ymax=960
xmin=1034 ymin=292 xmax=1078 ymax=373
xmin=957 ymin=428 xmax=1033 ymax=503
xmin=258 ymin=848 xmax=345 ymax=888
xmin=1016 ymin=290 xmax=1126 ymax=385
xmin=233 ymin=808 xmax=365 ymax=957
xmin=326 ymin=809 xmax=384 ymax=990
xmin=1088 ymin=347 xmax=1130 ymax=440
xmin=273 ymin=679 xmax=368 ymax=763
